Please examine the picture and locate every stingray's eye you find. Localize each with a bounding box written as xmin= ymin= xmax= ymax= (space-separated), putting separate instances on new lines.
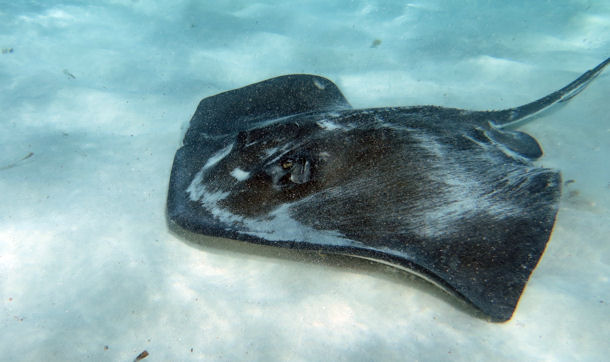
xmin=269 ymin=156 xmax=313 ymax=189
xmin=281 ymin=160 xmax=294 ymax=169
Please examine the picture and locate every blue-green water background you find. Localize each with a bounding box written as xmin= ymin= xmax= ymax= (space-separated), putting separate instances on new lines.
xmin=1 ymin=1 xmax=608 ymax=360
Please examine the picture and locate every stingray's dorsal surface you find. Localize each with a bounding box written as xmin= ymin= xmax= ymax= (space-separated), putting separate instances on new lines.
xmin=168 ymin=59 xmax=609 ymax=321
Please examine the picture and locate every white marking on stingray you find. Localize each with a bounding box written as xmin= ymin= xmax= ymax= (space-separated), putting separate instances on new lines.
xmin=230 ymin=168 xmax=250 ymax=181
xmin=190 ymin=185 xmax=237 ymax=228
xmin=241 ymin=204 xmax=357 ymax=246
xmin=407 ymin=130 xmax=526 ymax=239
xmin=211 ymin=198 xmax=356 ymax=247
xmin=201 ymin=188 xmax=230 ymax=204
xmin=203 ymin=143 xmax=234 ymax=170
xmin=254 ymin=114 xmax=299 ymax=129
xmin=187 ymin=159 xmax=358 ymax=247
xmin=186 ymin=172 xmax=230 ymax=203
xmin=312 ymin=78 xmax=326 ymax=90
xmin=266 ymin=141 xmax=302 ymax=165
xmin=319 ymin=151 xmax=330 ymax=161
xmin=264 ymin=147 xmax=279 ymax=158
xmin=186 ymin=169 xmax=206 ymax=201
xmin=187 ymin=143 xmax=235 ymax=201
xmin=316 ymin=119 xmax=345 ymax=131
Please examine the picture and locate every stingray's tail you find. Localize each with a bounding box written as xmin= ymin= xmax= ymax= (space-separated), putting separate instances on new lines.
xmin=486 ymin=57 xmax=609 ymax=128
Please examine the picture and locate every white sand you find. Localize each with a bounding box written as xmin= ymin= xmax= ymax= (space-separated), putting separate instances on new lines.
xmin=1 ymin=1 xmax=608 ymax=360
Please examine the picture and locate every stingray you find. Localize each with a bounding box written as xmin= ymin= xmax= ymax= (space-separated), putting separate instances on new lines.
xmin=167 ymin=58 xmax=609 ymax=321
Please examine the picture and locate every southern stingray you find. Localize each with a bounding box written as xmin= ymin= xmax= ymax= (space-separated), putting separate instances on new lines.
xmin=167 ymin=58 xmax=609 ymax=321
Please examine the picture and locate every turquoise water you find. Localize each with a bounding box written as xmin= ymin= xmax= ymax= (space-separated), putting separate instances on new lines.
xmin=1 ymin=1 xmax=608 ymax=360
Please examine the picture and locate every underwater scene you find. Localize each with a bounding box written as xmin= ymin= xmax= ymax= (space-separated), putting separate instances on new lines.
xmin=1 ymin=1 xmax=609 ymax=360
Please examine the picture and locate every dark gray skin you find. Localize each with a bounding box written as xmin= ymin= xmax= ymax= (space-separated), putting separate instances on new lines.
xmin=167 ymin=58 xmax=609 ymax=322
xmin=209 ymin=120 xmax=420 ymax=219
xmin=201 ymin=108 xmax=544 ymax=244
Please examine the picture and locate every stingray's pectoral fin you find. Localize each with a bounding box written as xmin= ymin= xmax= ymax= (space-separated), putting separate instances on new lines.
xmin=422 ymin=168 xmax=562 ymax=321
xmin=183 ymin=74 xmax=352 ymax=144
xmin=483 ymin=57 xmax=609 ymax=128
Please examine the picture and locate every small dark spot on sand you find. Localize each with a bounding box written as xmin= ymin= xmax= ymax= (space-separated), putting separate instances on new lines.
xmin=134 ymin=350 xmax=149 ymax=361
xmin=104 ymin=345 xmax=109 ymax=351
xmin=63 ymin=69 xmax=76 ymax=79
xmin=2 ymin=48 xmax=14 ymax=54
xmin=0 ymin=152 xmax=34 ymax=171
xmin=564 ymin=179 xmax=575 ymax=185
xmin=370 ymin=39 xmax=382 ymax=48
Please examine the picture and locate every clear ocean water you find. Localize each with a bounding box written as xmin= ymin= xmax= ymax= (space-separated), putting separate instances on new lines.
xmin=1 ymin=1 xmax=608 ymax=360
